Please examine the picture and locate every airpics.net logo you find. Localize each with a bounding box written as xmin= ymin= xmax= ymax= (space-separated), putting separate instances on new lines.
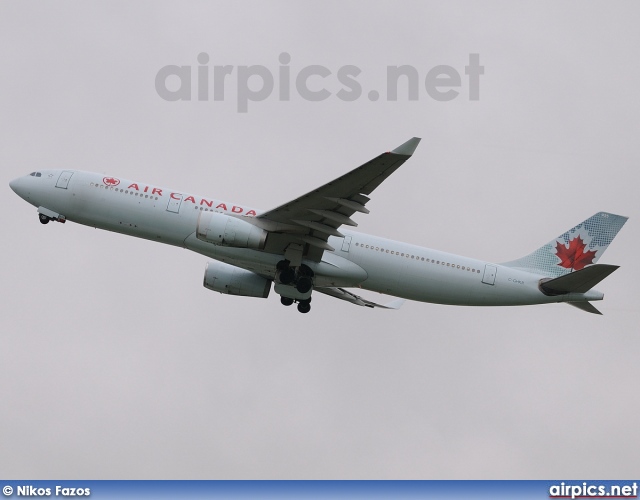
xmin=155 ymin=52 xmax=484 ymax=112
xmin=549 ymin=482 xmax=638 ymax=499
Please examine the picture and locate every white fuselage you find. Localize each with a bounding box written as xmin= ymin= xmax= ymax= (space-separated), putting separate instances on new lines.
xmin=9 ymin=169 xmax=601 ymax=308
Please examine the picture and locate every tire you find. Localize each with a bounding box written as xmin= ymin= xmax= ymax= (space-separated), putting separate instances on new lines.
xmin=296 ymin=276 xmax=312 ymax=293
xmin=279 ymin=268 xmax=295 ymax=285
xmin=297 ymin=302 xmax=311 ymax=314
xmin=276 ymin=260 xmax=290 ymax=271
xmin=280 ymin=296 xmax=294 ymax=306
xmin=39 ymin=214 xmax=50 ymax=224
xmin=298 ymin=264 xmax=314 ymax=277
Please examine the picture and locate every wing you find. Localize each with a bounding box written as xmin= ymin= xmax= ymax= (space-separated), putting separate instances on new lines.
xmin=315 ymin=287 xmax=406 ymax=309
xmin=256 ymin=137 xmax=421 ymax=261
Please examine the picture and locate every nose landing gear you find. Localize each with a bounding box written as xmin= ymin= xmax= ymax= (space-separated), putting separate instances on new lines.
xmin=37 ymin=209 xmax=65 ymax=225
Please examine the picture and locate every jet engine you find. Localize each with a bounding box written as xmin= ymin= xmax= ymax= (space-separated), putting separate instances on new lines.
xmin=197 ymin=212 xmax=267 ymax=250
xmin=203 ymin=260 xmax=271 ymax=298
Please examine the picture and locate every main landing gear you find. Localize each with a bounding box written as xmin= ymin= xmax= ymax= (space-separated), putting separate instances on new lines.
xmin=297 ymin=299 xmax=311 ymax=314
xmin=280 ymin=296 xmax=294 ymax=306
xmin=276 ymin=260 xmax=314 ymax=293
xmin=279 ymin=295 xmax=312 ymax=313
xmin=276 ymin=260 xmax=314 ymax=314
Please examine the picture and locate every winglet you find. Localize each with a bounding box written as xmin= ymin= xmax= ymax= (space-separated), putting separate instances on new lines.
xmin=381 ymin=298 xmax=406 ymax=310
xmin=391 ymin=137 xmax=421 ymax=156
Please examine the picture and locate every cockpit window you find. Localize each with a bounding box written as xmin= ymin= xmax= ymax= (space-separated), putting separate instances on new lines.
xmin=29 ymin=172 xmax=42 ymax=177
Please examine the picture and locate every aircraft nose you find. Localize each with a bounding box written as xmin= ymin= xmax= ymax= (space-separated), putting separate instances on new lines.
xmin=9 ymin=177 xmax=22 ymax=195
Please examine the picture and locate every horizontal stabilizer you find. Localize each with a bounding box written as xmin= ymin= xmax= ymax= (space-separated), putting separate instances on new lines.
xmin=566 ymin=301 xmax=603 ymax=315
xmin=540 ymin=264 xmax=619 ymax=295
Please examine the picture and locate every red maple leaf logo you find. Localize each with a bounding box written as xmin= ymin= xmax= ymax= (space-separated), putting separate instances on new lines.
xmin=555 ymin=236 xmax=597 ymax=271
xmin=103 ymin=177 xmax=120 ymax=186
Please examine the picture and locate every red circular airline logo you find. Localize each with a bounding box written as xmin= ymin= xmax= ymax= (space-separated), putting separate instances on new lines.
xmin=103 ymin=177 xmax=120 ymax=186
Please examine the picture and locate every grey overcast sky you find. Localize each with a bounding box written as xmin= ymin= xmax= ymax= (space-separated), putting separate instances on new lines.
xmin=1 ymin=1 xmax=639 ymax=479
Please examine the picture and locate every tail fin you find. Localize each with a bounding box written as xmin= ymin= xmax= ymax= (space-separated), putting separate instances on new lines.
xmin=501 ymin=212 xmax=628 ymax=277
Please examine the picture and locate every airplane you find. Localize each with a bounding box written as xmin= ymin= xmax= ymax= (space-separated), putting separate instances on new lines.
xmin=9 ymin=137 xmax=628 ymax=315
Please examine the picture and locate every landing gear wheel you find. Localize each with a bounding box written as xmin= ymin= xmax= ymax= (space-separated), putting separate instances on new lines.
xmin=298 ymin=264 xmax=314 ymax=277
xmin=276 ymin=259 xmax=290 ymax=271
xmin=39 ymin=214 xmax=50 ymax=225
xmin=296 ymin=276 xmax=312 ymax=293
xmin=280 ymin=296 xmax=294 ymax=306
xmin=297 ymin=301 xmax=311 ymax=314
xmin=279 ymin=267 xmax=295 ymax=285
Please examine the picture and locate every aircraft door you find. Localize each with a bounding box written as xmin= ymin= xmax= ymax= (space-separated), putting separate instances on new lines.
xmin=167 ymin=194 xmax=183 ymax=213
xmin=482 ymin=264 xmax=497 ymax=285
xmin=55 ymin=171 xmax=74 ymax=189
xmin=341 ymin=235 xmax=352 ymax=252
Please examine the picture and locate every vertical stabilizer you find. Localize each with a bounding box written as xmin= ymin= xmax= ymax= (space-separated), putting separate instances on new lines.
xmin=501 ymin=212 xmax=628 ymax=277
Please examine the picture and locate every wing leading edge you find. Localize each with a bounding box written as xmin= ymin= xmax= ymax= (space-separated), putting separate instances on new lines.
xmin=256 ymin=137 xmax=421 ymax=260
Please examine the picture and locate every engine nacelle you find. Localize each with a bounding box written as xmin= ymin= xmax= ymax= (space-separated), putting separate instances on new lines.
xmin=203 ymin=260 xmax=271 ymax=298
xmin=197 ymin=212 xmax=267 ymax=250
